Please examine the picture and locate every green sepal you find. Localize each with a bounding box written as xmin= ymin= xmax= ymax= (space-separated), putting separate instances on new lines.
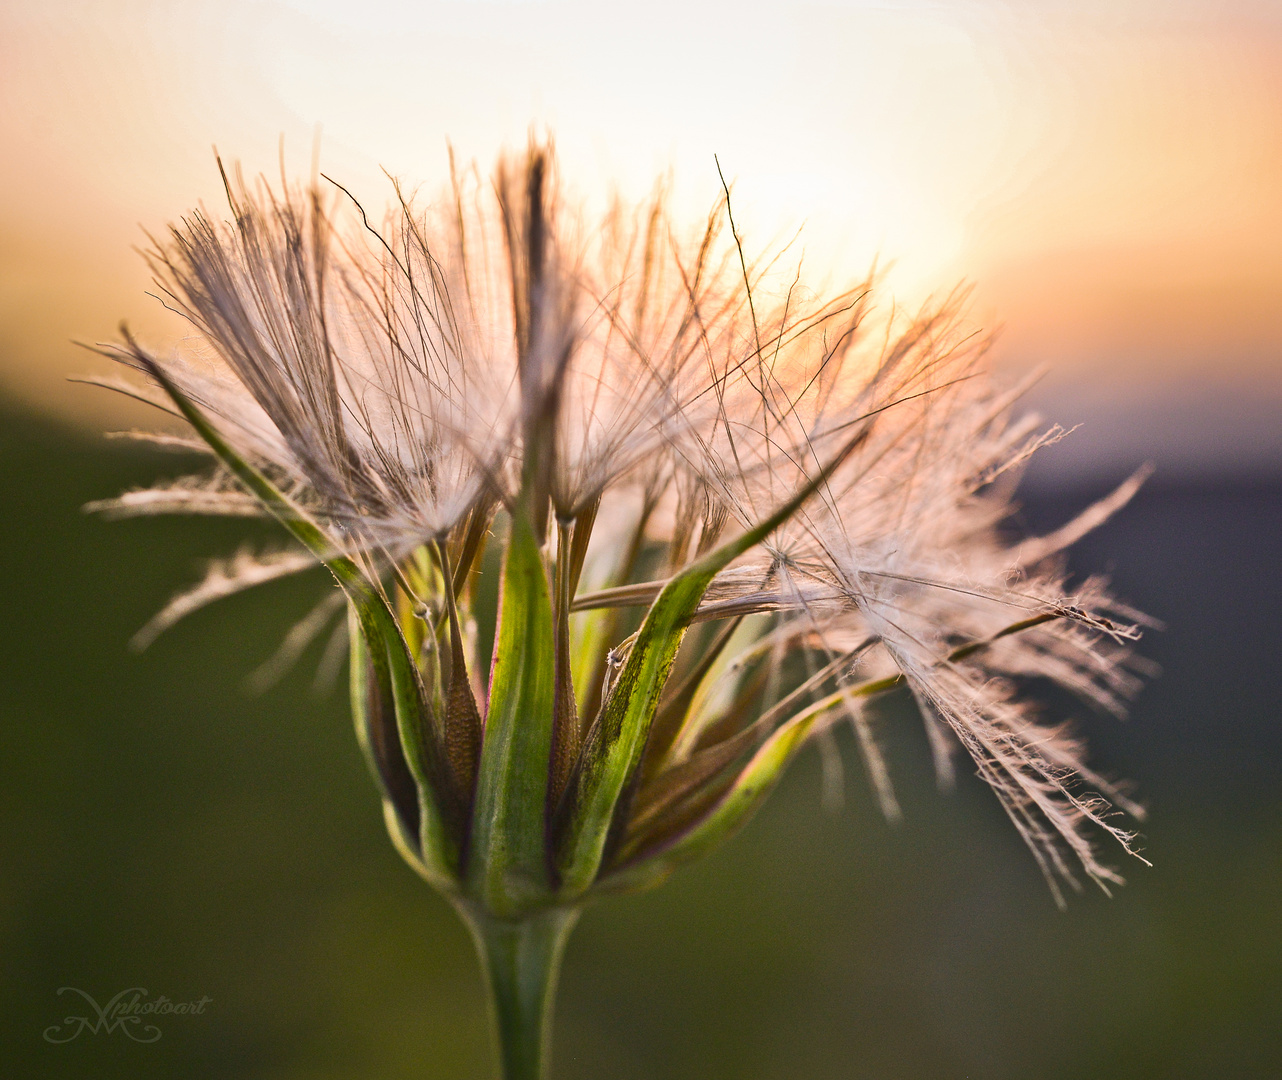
xmin=134 ymin=350 xmax=462 ymax=884
xmin=554 ymin=440 xmax=861 ymax=897
xmin=433 ymin=541 xmax=483 ymax=815
xmin=595 ymin=692 xmax=839 ymax=896
xmin=639 ymin=615 xmax=745 ymax=783
xmin=467 ymin=509 xmax=558 ymax=915
xmin=348 ymin=604 xmax=424 ymax=857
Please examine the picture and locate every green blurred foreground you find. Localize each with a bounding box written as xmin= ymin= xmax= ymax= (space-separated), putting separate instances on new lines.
xmin=3 ymin=397 xmax=1280 ymax=1078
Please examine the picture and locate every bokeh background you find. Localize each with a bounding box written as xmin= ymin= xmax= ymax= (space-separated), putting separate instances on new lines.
xmin=2 ymin=1 xmax=1279 ymax=1077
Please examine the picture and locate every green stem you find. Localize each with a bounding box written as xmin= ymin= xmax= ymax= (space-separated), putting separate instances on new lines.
xmin=459 ymin=905 xmax=580 ymax=1080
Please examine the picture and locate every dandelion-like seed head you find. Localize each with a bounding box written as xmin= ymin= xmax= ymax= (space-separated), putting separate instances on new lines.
xmin=92 ymin=141 xmax=1152 ymax=1073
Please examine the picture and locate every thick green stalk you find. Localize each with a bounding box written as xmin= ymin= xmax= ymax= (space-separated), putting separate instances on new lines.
xmin=459 ymin=905 xmax=580 ymax=1080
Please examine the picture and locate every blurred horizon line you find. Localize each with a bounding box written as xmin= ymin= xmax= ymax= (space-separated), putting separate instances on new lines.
xmin=2 ymin=376 xmax=1278 ymax=497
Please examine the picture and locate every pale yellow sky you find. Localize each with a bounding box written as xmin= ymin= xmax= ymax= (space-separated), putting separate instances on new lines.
xmin=2 ymin=0 xmax=1280 ymax=469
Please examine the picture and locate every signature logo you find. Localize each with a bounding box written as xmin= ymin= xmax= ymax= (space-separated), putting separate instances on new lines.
xmin=43 ymin=987 xmax=212 ymax=1043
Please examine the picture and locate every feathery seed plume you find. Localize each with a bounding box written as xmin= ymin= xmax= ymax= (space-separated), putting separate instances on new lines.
xmin=91 ymin=139 xmax=1151 ymax=1078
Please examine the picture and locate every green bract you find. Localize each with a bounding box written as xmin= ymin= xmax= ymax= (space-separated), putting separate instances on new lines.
xmin=134 ymin=347 xmax=867 ymax=912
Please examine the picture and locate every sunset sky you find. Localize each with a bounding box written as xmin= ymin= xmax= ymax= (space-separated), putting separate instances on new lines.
xmin=2 ymin=0 xmax=1279 ymax=479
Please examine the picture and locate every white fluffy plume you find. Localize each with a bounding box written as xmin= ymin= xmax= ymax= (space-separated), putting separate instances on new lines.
xmin=93 ymin=141 xmax=1151 ymax=900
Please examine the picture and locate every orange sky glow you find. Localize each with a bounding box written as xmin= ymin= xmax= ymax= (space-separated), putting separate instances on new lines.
xmin=2 ymin=0 xmax=1279 ymax=473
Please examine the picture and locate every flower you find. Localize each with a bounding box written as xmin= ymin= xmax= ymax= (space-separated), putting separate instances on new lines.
xmin=92 ymin=139 xmax=1150 ymax=1077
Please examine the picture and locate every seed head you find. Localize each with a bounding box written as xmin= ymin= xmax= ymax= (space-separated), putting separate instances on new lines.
xmin=91 ymin=140 xmax=1150 ymax=912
